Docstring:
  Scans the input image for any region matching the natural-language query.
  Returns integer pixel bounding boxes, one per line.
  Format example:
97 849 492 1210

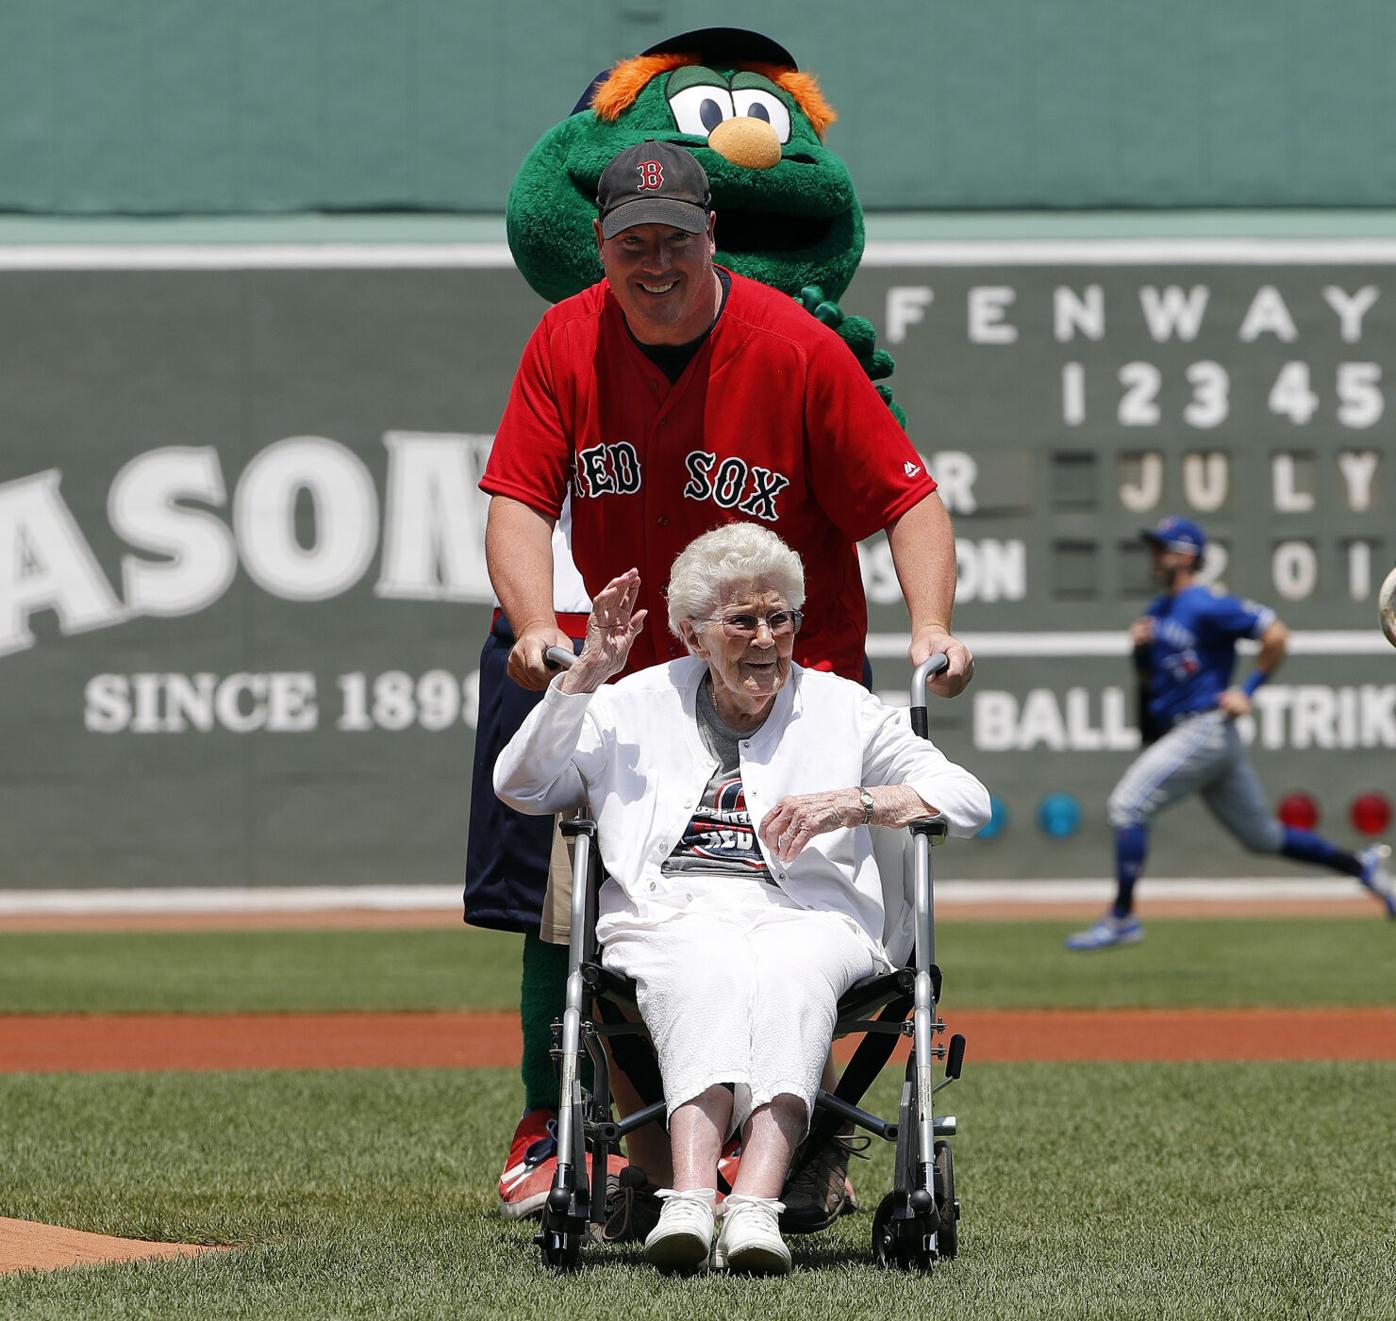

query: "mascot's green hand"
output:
796 286 907 427
796 284 839 325
837 314 874 357
842 322 894 381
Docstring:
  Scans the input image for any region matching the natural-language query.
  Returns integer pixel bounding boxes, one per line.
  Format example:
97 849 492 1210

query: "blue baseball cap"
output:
1141 515 1206 557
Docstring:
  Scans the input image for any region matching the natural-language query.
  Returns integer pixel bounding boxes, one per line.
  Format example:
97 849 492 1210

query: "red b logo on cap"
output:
636 160 664 191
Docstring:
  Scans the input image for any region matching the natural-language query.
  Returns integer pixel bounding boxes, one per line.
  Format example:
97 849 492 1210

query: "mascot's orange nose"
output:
707 117 782 169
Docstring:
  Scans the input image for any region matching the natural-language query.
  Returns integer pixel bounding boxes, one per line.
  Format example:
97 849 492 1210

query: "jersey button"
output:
657 515 669 526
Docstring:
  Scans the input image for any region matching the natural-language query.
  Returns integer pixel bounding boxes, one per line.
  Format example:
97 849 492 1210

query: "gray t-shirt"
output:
661 679 775 883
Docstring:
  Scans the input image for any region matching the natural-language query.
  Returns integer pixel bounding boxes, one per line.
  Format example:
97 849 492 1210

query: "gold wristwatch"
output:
857 786 875 826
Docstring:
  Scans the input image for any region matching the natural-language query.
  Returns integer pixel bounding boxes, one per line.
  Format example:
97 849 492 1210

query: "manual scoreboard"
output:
848 241 1392 876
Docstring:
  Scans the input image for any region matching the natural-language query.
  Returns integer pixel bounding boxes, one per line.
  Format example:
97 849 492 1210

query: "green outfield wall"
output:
2 0 1395 215
1 223 1392 889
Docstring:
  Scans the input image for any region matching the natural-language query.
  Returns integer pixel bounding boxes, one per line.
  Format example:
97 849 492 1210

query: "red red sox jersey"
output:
481 268 937 681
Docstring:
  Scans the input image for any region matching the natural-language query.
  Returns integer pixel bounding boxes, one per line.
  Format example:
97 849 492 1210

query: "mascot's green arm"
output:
795 285 908 430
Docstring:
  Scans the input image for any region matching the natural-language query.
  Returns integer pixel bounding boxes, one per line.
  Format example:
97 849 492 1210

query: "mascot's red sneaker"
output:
498 1108 560 1218
715 1135 744 1204
497 1107 629 1218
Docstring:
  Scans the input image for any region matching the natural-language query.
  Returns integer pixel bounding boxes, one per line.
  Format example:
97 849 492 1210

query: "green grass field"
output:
1 917 1393 1013
1 915 1393 1319
2 1064 1394 1320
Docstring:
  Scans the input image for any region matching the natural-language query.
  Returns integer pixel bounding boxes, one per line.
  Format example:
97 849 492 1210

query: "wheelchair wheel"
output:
933 1139 959 1260
871 1193 936 1272
535 1204 584 1272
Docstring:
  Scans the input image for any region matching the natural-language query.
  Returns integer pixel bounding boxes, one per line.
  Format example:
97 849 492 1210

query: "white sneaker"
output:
643 1188 715 1270
1358 844 1395 919
714 1194 792 1275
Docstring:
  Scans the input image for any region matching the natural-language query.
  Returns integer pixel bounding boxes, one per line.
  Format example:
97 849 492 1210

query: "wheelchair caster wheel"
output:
871 1194 936 1272
933 1139 959 1260
535 1205 583 1272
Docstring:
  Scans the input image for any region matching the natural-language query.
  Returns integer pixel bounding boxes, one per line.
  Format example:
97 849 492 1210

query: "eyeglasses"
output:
699 609 804 638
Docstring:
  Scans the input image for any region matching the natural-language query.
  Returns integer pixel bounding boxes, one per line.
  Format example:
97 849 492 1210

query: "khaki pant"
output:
537 818 576 945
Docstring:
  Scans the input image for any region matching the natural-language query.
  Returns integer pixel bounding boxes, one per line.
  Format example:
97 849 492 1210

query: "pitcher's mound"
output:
0 1216 225 1275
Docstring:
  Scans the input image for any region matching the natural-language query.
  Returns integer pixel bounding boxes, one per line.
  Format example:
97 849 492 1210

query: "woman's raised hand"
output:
561 568 648 693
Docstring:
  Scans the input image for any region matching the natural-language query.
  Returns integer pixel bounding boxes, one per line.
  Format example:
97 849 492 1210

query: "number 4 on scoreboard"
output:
1268 361 1382 428
1268 362 1318 424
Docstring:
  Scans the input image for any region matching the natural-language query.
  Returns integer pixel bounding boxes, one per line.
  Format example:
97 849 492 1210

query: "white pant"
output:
601 876 883 1134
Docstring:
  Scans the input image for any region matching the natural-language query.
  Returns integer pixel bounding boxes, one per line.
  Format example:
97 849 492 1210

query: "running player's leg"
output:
1106 713 1229 913
1068 713 1228 948
1201 729 1394 913
1195 722 1284 856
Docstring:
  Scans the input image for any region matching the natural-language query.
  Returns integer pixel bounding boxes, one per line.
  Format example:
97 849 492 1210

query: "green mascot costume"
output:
508 26 901 417
473 26 904 1224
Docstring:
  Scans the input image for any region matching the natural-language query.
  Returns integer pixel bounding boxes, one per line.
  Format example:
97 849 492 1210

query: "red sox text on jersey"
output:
574 442 791 522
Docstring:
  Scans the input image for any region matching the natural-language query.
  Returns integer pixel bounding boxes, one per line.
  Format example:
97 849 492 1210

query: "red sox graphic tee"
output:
482 268 936 681
662 675 775 883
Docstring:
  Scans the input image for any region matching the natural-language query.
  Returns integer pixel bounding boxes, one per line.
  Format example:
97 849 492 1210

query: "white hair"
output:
665 524 805 640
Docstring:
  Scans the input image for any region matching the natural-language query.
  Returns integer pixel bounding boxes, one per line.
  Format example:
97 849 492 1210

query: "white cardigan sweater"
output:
494 657 991 955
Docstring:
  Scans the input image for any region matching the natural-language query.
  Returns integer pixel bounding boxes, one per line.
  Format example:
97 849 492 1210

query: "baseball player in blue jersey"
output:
1067 515 1394 950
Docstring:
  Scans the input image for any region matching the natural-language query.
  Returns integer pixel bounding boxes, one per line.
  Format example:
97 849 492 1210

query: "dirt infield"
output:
3 1006 1395 1073
0 1216 224 1276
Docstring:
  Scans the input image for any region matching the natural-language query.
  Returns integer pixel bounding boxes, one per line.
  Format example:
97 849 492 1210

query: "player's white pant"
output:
1107 709 1284 853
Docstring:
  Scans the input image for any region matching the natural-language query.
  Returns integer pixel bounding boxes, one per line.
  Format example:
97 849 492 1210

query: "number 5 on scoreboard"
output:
1268 361 1383 427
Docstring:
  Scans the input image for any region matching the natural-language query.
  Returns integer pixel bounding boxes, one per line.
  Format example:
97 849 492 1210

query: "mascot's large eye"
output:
731 89 791 143
668 84 735 137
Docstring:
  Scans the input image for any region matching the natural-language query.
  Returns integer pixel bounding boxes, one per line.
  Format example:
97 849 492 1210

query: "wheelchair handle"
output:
544 646 576 671
908 653 949 739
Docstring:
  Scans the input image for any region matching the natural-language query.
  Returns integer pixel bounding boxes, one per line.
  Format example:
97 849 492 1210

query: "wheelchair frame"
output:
534 652 966 1272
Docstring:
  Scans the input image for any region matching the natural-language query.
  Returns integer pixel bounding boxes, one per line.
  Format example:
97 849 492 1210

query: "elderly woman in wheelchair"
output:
495 524 989 1274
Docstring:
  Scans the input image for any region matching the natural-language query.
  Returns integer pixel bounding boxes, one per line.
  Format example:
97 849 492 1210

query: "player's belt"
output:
490 608 591 641
1166 706 1222 729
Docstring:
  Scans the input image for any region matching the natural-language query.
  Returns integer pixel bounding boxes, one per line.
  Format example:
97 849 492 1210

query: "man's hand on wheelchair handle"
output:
909 624 973 698
508 623 576 691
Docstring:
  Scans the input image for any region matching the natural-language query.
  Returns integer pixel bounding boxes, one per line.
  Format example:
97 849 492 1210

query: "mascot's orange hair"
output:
591 52 837 139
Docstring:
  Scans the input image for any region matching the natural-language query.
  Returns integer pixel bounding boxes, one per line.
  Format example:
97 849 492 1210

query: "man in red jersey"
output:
485 140 971 691
477 140 972 1222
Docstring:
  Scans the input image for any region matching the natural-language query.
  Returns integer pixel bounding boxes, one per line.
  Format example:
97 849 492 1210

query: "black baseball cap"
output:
641 27 797 68
596 141 711 239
